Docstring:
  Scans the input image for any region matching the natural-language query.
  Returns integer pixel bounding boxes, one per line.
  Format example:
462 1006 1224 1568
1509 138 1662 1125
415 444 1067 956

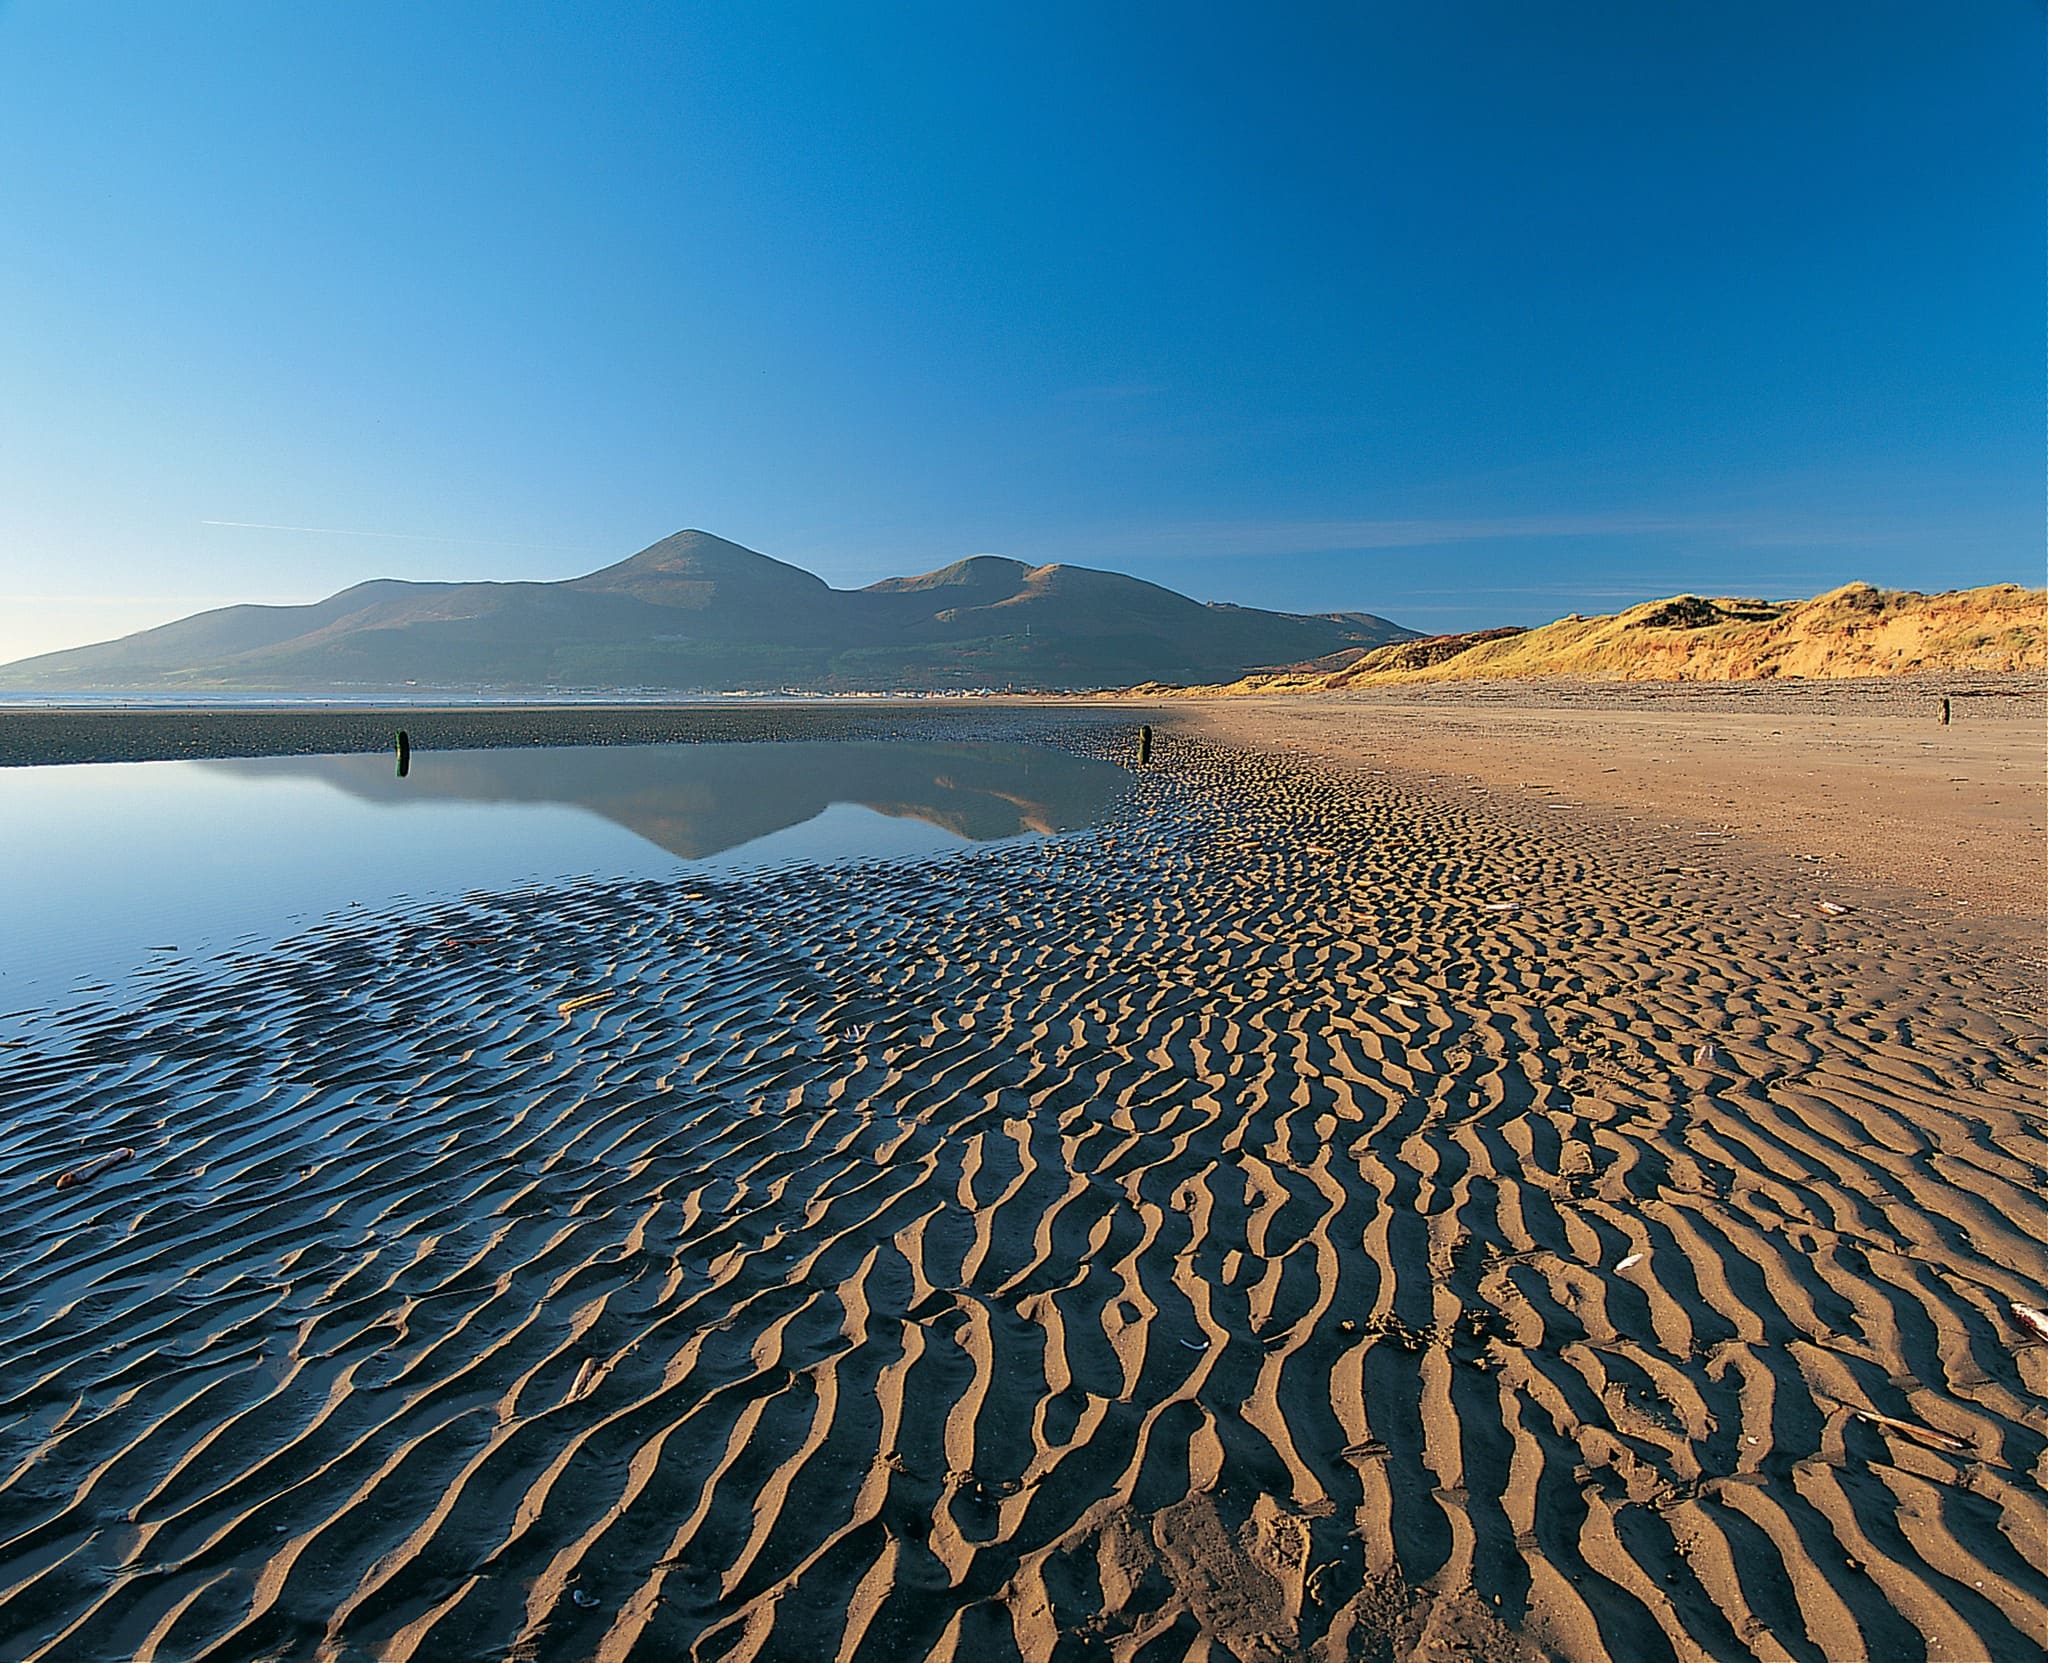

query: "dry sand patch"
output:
1176 679 2046 928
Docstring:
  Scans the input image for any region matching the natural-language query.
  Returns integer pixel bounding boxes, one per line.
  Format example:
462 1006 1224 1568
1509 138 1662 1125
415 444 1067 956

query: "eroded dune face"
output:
1203 582 2048 693
3 726 2044 1662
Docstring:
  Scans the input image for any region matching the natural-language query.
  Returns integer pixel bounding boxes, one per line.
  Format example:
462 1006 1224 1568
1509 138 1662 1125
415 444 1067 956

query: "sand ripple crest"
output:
2 723 2045 1661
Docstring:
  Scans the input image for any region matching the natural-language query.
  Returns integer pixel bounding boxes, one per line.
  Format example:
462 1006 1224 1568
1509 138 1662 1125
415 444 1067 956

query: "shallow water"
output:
0 738 1124 1015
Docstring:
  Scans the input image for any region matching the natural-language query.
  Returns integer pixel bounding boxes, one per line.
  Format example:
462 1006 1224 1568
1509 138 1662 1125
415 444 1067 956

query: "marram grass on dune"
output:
1165 582 2048 694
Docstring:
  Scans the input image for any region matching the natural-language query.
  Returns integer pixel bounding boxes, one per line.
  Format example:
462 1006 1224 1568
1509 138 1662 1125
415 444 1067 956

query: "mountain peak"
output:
863 555 1031 595
580 529 819 583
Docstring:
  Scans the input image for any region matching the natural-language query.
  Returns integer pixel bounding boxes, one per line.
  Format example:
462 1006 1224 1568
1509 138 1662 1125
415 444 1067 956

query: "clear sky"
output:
1 0 2039 662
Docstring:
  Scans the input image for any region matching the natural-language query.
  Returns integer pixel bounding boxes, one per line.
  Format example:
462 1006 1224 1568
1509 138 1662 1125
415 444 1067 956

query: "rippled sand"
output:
3 722 2045 1661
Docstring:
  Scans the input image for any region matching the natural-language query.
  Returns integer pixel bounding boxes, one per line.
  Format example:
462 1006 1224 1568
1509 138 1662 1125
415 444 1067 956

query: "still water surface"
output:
1 739 1123 1016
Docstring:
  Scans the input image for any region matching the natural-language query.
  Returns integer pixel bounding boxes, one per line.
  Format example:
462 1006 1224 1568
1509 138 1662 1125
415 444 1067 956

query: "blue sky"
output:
0 0 2039 661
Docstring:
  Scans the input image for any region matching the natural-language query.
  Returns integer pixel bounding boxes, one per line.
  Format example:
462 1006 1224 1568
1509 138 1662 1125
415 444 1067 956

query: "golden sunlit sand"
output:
1148 583 2048 694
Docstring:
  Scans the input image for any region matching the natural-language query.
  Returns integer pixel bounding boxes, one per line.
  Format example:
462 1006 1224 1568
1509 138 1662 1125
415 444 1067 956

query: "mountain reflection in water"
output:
204 740 1128 863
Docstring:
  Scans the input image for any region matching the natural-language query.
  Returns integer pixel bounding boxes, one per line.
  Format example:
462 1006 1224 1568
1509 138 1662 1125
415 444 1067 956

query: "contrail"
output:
201 520 590 551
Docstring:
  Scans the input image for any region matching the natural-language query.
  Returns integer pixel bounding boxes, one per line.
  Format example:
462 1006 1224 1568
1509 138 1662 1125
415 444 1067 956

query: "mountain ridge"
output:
0 529 1415 693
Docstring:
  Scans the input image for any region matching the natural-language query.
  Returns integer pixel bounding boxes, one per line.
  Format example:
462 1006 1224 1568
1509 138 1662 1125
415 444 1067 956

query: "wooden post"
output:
396 729 412 777
1138 724 1153 766
1939 696 1951 727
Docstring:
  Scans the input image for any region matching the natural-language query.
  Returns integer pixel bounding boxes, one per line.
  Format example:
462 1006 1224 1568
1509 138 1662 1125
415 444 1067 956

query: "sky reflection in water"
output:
0 740 1125 1017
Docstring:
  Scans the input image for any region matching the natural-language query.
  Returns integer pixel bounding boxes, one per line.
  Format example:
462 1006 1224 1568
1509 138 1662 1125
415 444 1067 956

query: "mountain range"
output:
0 530 1414 693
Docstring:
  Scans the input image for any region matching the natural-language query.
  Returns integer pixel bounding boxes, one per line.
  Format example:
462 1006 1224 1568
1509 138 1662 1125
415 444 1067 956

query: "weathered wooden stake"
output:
396 729 412 777
1939 696 1951 727
1137 724 1153 766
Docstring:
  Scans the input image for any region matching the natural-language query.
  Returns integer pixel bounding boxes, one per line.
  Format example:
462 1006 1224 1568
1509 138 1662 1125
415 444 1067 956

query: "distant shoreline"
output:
0 689 1044 712
6 671 2043 765
8 675 2040 931
0 696 1112 769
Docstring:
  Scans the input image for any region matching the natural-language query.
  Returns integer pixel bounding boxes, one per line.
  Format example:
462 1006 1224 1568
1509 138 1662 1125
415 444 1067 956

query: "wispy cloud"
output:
201 519 591 551
0 591 286 608
1127 514 1692 555
1097 512 1913 559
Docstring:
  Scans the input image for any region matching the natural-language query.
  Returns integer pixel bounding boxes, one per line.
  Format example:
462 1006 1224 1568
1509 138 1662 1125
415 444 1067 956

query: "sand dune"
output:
2 716 2044 1660
1168 583 2048 692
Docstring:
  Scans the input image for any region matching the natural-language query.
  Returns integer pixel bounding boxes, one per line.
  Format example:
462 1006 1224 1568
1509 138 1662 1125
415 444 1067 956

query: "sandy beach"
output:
1181 678 2047 929
2 698 2045 1661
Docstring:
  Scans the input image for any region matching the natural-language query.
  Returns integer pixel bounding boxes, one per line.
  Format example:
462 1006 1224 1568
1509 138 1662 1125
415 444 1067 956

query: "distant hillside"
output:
1166 583 2047 694
0 530 1415 693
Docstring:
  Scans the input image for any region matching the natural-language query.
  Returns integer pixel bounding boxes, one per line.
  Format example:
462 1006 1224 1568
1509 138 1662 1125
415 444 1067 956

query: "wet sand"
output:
0 701 969 769
2 707 2045 1661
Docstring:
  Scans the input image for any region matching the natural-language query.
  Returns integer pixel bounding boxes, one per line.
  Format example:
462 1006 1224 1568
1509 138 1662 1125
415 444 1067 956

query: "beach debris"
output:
557 991 616 1018
1615 1253 1644 1272
2006 1301 2048 1345
569 1589 600 1609
1846 1405 1972 1455
840 1023 875 1043
1480 901 1519 913
54 1147 136 1190
566 1357 604 1403
1697 1041 1728 1070
1388 995 1420 1009
1816 901 1850 916
1305 843 1337 861
1179 1338 1210 1351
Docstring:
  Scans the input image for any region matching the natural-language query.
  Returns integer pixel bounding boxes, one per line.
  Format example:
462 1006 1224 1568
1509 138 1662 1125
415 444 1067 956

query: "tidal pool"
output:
0 739 1125 1016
